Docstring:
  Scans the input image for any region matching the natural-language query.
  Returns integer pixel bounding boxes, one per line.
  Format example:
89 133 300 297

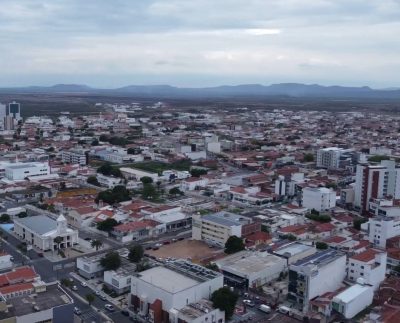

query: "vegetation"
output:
140 176 153 184
169 187 184 197
97 163 122 178
87 176 100 186
306 212 331 223
60 278 72 288
316 241 328 250
129 159 192 175
128 244 144 263
16 212 28 218
0 214 11 223
97 218 119 232
85 293 95 305
353 217 368 230
96 185 130 205
224 236 245 254
280 234 297 241
141 183 159 200
211 287 238 320
368 155 390 163
100 252 121 270
205 263 220 272
91 239 103 251
303 153 315 162
190 168 208 177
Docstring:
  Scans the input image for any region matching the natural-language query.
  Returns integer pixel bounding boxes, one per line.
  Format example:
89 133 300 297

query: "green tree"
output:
353 217 368 230
16 212 28 218
54 236 64 251
281 234 297 241
140 176 153 184
85 293 95 305
205 263 219 272
128 244 144 263
224 236 245 254
87 176 100 186
303 153 314 162
316 241 328 250
0 214 11 223
211 287 238 320
190 168 208 177
368 155 390 163
91 239 103 251
97 218 118 232
141 183 158 200
169 187 183 197
100 252 121 270
60 278 71 288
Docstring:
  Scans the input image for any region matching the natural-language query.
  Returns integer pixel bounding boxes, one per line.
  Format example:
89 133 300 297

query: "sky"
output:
0 0 399 88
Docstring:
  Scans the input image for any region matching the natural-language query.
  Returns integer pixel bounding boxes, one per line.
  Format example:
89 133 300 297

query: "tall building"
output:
354 160 400 214
7 101 21 120
0 103 6 129
302 187 337 212
3 116 14 130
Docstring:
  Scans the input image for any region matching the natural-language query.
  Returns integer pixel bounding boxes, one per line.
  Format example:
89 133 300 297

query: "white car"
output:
104 304 115 311
80 281 87 287
72 285 78 291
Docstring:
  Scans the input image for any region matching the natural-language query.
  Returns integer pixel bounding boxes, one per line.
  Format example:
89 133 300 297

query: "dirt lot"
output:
146 239 225 264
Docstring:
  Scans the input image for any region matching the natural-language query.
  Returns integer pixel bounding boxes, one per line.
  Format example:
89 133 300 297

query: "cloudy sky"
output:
0 0 399 88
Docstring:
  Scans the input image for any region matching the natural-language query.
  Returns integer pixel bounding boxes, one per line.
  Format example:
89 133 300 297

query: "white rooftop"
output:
137 267 199 293
334 284 370 303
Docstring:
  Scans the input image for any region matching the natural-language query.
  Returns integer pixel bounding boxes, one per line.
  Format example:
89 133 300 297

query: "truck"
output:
258 304 272 313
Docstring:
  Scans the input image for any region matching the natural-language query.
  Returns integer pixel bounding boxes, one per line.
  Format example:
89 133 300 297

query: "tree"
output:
91 239 103 251
316 242 328 250
169 187 183 197
128 244 144 263
97 218 118 232
211 287 238 320
141 183 158 200
368 155 390 163
205 263 219 272
100 252 121 270
190 168 207 177
97 163 122 177
16 212 28 218
303 153 314 162
60 278 72 288
91 139 99 146
87 176 100 186
353 217 368 230
140 176 153 184
95 185 130 205
54 236 63 251
0 214 10 223
85 293 95 305
224 236 245 254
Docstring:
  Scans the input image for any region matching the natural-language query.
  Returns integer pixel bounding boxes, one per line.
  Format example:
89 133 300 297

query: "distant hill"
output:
1 82 400 99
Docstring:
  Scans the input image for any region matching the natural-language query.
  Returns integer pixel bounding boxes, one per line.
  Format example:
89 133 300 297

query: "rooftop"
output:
178 299 216 320
274 242 315 258
14 215 57 235
292 249 345 268
202 211 250 227
334 284 370 304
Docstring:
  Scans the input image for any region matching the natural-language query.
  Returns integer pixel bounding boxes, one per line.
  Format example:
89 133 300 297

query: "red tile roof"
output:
0 282 33 295
350 248 381 263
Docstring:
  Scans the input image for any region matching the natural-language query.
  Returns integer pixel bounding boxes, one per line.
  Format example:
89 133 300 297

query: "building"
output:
348 248 387 290
273 242 317 265
317 147 346 169
332 281 374 319
288 250 347 312
104 261 136 295
4 162 50 181
192 211 251 246
7 101 21 120
0 103 6 129
13 215 78 251
354 160 400 214
77 253 105 279
363 216 400 248
120 167 159 182
0 252 13 270
61 149 88 165
96 173 122 188
170 299 225 323
302 187 336 212
215 250 286 288
129 260 223 323
3 116 14 131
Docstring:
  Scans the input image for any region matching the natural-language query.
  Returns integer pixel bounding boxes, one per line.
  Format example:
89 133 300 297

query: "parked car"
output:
104 304 115 312
95 290 100 296
278 305 291 315
74 307 82 315
72 285 78 291
155 243 163 248
121 309 129 316
100 294 107 301
81 281 87 287
258 304 271 313
243 300 255 307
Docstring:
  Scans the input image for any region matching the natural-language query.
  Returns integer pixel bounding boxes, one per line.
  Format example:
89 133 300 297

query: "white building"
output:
302 187 336 212
120 167 159 182
273 242 316 265
215 251 286 288
130 260 223 322
348 248 387 290
171 299 225 323
96 173 122 188
4 162 50 180
362 216 400 248
76 254 105 279
0 252 13 270
103 262 136 295
354 160 400 213
317 147 347 169
275 173 305 197
288 250 347 312
61 149 88 166
180 177 209 191
332 281 374 319
14 215 78 251
192 211 250 246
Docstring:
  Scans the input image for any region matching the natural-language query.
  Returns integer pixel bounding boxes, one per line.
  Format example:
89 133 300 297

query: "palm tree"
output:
54 236 63 252
91 239 103 251
86 293 95 305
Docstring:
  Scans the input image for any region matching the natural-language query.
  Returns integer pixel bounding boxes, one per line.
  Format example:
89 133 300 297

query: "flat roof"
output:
202 211 249 227
274 242 315 257
137 267 199 293
216 251 285 274
14 215 56 235
292 249 345 268
334 284 370 303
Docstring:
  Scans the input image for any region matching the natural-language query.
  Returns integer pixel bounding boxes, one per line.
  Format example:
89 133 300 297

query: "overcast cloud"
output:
0 0 399 87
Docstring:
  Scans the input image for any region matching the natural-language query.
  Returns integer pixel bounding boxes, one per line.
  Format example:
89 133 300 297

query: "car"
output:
81 281 87 287
72 285 78 291
38 253 44 257
155 243 163 248
74 307 82 315
100 294 107 301
163 240 170 245
95 290 101 296
104 304 115 312
178 237 185 241
152 247 159 251
243 300 255 307
121 309 129 316
145 246 152 250
171 238 177 242
278 305 291 315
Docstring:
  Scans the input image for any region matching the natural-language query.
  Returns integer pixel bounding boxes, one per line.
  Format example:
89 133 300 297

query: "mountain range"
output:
1 83 400 99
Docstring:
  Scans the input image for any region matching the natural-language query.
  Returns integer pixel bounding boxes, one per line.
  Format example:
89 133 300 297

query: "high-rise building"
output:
0 103 6 129
354 160 400 214
7 101 21 120
3 115 14 130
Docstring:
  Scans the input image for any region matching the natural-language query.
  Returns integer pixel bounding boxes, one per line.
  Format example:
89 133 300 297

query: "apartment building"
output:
61 149 88 165
363 216 400 248
302 187 336 212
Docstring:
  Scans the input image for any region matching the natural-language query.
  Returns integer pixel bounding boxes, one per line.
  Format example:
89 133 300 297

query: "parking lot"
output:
145 239 225 264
